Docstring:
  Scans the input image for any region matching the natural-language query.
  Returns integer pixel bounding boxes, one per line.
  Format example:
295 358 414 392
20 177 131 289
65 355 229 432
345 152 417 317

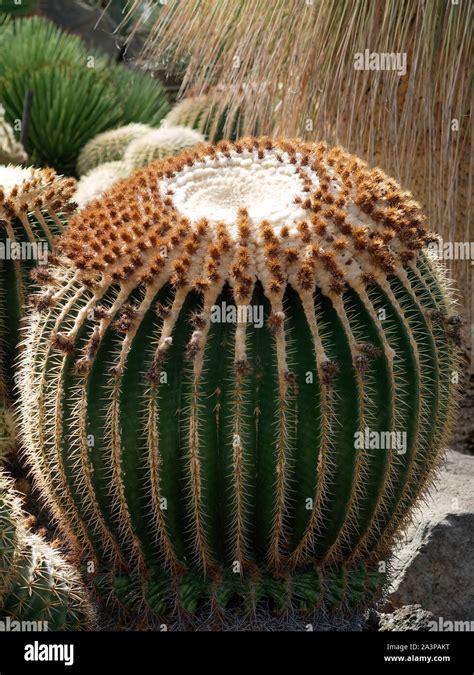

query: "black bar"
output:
0 630 471 673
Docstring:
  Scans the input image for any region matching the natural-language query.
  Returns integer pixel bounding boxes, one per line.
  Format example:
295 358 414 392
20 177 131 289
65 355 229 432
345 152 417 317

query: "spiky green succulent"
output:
19 137 459 619
0 472 93 630
123 126 205 169
77 124 152 177
0 17 169 175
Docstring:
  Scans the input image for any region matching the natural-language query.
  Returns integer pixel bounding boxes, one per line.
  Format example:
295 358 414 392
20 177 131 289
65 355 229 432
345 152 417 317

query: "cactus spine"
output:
76 124 152 177
123 126 205 170
19 138 459 617
0 473 93 629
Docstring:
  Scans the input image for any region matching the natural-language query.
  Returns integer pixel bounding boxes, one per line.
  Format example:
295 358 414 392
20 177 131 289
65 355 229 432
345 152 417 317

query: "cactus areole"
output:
20 137 459 616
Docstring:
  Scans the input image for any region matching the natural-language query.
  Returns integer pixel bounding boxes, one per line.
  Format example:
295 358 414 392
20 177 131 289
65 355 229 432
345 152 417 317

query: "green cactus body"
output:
0 105 27 165
74 161 132 209
123 126 205 170
164 93 247 143
0 165 75 455
19 138 459 617
77 124 152 177
0 473 93 629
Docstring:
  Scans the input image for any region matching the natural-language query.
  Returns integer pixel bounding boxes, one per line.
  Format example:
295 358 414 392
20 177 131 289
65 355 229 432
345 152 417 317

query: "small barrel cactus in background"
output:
123 126 205 170
0 165 76 454
19 137 459 618
76 124 152 177
74 161 131 209
0 105 27 165
76 125 203 202
0 472 94 629
164 91 246 143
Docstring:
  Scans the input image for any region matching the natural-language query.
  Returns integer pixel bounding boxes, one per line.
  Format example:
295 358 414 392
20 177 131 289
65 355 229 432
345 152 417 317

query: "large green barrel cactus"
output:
0 472 94 629
0 165 75 458
19 137 459 617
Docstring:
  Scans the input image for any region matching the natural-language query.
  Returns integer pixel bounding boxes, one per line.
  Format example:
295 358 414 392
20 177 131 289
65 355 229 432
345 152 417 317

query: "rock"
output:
388 450 474 621
379 605 436 632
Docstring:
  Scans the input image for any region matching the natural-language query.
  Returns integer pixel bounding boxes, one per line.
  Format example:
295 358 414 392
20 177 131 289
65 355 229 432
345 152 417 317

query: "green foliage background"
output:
0 16 169 175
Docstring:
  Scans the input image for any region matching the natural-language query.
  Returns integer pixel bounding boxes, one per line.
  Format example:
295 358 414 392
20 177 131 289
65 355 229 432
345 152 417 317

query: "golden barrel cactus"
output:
19 137 459 616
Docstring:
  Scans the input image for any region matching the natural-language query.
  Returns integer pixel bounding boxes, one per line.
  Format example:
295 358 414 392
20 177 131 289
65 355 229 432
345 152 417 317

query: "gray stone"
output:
388 450 474 622
379 605 436 632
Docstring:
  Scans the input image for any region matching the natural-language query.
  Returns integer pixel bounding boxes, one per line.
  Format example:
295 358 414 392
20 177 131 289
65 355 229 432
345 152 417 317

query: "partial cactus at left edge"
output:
0 165 76 382
0 165 76 456
0 472 94 630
